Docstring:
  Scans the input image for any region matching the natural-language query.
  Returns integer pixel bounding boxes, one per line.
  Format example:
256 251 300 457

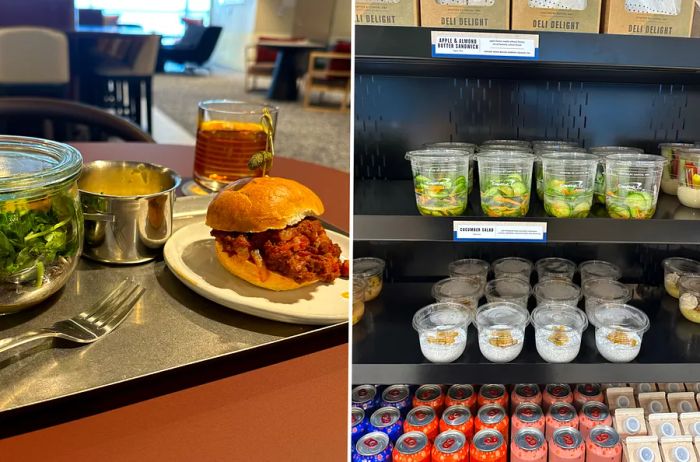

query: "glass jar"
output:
0 136 83 313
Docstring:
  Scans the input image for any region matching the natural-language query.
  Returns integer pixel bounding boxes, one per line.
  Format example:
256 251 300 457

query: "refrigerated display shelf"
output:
352 282 700 384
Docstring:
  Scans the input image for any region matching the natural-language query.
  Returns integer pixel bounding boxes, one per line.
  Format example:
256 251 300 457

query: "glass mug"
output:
193 100 279 191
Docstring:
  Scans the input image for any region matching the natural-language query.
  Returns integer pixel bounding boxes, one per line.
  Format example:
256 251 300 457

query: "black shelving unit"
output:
352 25 700 385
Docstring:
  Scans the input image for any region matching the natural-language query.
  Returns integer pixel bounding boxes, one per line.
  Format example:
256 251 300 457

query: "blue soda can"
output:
381 385 412 416
353 384 380 413
352 407 370 444
353 431 393 462
369 406 403 443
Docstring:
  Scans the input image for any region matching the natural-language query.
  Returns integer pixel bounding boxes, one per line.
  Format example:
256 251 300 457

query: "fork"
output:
0 279 145 355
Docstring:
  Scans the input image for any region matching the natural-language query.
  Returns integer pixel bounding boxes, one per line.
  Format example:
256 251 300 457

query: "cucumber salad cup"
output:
541 152 598 218
590 146 643 205
532 142 581 201
477 151 535 218
604 153 665 219
424 142 476 195
406 148 470 217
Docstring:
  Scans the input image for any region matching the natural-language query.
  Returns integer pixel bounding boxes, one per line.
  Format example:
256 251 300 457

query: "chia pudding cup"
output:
531 304 588 363
475 302 529 363
413 302 472 364
589 303 649 363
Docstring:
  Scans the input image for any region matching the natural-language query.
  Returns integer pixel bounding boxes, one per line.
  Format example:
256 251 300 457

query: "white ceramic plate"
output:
164 221 349 325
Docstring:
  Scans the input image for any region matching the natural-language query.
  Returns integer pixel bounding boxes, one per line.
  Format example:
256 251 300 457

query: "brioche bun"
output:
205 176 324 233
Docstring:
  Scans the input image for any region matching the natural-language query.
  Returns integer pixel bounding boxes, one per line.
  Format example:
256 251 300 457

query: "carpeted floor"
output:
152 72 350 172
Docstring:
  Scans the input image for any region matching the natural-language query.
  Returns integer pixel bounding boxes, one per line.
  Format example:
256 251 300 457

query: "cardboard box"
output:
512 0 603 33
355 0 420 26
603 0 696 37
420 0 511 30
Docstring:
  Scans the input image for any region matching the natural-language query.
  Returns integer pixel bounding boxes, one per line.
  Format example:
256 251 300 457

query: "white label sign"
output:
431 31 539 60
453 221 547 243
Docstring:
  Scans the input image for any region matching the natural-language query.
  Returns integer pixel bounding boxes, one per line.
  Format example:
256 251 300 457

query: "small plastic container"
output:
353 278 367 325
579 260 622 285
477 152 536 218
534 148 588 201
405 149 470 217
604 153 666 220
532 140 579 150
532 304 588 363
424 142 477 194
485 277 531 309
663 257 700 298
659 143 694 195
354 257 386 302
493 257 533 283
676 149 700 208
448 258 490 292
535 257 577 282
432 276 483 315
589 303 650 363
541 152 599 218
475 302 529 363
534 279 582 307
590 147 644 205
679 275 700 324
582 279 632 321
413 302 472 364
482 139 532 148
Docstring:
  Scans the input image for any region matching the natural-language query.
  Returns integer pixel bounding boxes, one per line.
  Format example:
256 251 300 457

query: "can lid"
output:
407 406 436 426
434 430 467 454
515 403 543 423
674 446 691 462
395 431 429 455
552 427 583 449
356 432 390 456
352 407 365 427
514 428 546 451
415 384 442 402
442 405 471 426
352 385 377 404
448 384 475 401
582 401 610 421
576 383 602 397
589 426 620 448
473 429 504 452
382 385 410 404
546 384 572 398
550 403 577 422
478 404 506 424
370 407 401 428
480 384 506 400
515 384 540 398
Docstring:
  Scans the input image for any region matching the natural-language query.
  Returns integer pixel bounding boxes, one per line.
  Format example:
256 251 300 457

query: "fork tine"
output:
100 287 145 332
83 279 134 321
91 284 141 326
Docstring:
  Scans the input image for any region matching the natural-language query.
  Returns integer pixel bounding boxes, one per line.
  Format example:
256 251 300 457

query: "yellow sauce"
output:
79 164 171 196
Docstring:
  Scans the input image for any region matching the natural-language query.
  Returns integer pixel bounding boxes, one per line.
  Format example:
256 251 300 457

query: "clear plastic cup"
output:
478 145 532 153
477 152 535 217
604 153 666 219
432 276 483 315
532 304 588 363
354 257 386 302
582 278 632 320
493 257 533 282
590 147 644 205
405 149 470 217
534 148 588 201
475 301 529 363
482 139 532 148
679 275 700 324
413 302 472 363
663 257 700 298
589 303 650 363
536 257 577 282
590 146 644 155
676 149 700 208
353 277 367 325
579 260 622 285
424 142 477 195
541 152 599 218
532 140 579 149
485 277 531 309
534 279 581 307
659 143 694 195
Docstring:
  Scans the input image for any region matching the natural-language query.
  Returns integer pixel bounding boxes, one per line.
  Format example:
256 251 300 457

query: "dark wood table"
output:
259 40 326 101
0 143 349 461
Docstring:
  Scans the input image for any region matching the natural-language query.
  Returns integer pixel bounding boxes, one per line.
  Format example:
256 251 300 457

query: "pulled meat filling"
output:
212 218 347 283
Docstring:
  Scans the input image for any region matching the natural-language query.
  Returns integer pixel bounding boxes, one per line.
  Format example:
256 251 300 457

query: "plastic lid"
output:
448 259 489 278
540 152 599 163
624 417 641 433
476 302 529 330
432 277 483 304
693 421 700 436
674 446 691 462
536 257 577 279
482 139 531 146
590 146 644 154
589 303 650 335
531 304 588 333
405 148 470 161
424 141 476 153
663 257 700 275
534 280 582 303
493 257 533 275
579 260 622 280
660 422 676 436
604 153 666 166
477 151 536 162
582 279 632 303
412 302 472 332
485 277 531 299
354 257 385 278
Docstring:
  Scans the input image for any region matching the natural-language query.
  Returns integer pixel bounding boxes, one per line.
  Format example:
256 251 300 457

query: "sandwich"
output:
206 176 348 291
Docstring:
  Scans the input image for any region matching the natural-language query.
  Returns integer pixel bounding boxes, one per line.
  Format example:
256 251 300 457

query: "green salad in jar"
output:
543 179 594 218
414 173 468 216
480 173 530 217
605 188 655 219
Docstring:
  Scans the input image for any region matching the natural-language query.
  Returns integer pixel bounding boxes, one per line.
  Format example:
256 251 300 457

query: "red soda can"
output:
381 384 412 416
446 384 477 414
586 426 622 462
511 402 545 439
476 404 509 442
549 427 585 462
573 384 604 409
413 384 445 414
440 405 474 440
471 429 507 462
432 430 470 462
511 427 548 462
478 384 509 410
578 401 613 440
546 402 579 441
404 405 439 441
512 384 543 411
369 406 404 443
542 384 573 412
392 431 432 462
